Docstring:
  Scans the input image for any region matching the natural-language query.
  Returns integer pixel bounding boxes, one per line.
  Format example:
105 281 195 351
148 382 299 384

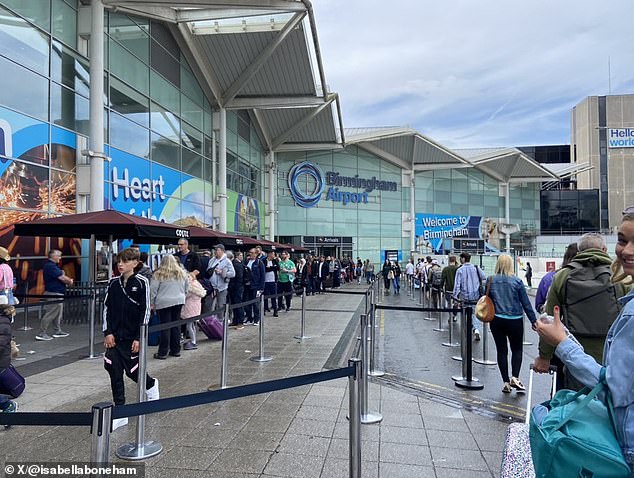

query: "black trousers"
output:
157 304 182 356
490 317 524 383
229 284 244 325
104 340 155 406
277 281 293 310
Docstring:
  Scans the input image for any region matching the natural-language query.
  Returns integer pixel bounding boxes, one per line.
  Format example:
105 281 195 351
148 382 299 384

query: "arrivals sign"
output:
608 128 634 148
415 213 501 252
288 161 398 208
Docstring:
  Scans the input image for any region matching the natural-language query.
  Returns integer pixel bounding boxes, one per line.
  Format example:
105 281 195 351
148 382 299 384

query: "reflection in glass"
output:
110 77 149 128
150 102 180 142
52 0 76 48
0 55 48 120
150 132 179 171
0 0 50 32
51 83 89 136
181 121 202 153
109 111 150 158
51 41 89 97
182 148 202 179
108 13 148 63
0 5 50 75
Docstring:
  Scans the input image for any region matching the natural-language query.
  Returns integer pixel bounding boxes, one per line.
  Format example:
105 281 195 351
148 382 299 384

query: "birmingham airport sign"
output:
608 128 634 148
288 161 397 208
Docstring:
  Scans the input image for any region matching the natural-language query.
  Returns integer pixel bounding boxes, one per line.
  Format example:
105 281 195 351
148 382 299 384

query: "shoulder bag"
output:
475 277 495 322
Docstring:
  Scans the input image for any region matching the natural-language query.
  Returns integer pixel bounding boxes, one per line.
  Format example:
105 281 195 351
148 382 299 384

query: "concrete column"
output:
268 151 276 241
410 171 416 253
505 182 511 252
218 108 227 232
89 0 105 212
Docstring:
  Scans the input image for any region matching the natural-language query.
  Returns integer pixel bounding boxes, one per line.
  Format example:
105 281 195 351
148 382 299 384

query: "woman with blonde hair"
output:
487 254 537 393
151 254 188 360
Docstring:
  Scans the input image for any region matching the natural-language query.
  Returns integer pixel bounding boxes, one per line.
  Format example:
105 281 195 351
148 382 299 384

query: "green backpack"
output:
529 368 630 478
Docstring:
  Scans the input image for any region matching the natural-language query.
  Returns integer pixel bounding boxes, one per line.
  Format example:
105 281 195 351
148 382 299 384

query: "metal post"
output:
348 358 361 478
474 322 496 365
418 278 423 305
432 298 446 331
116 323 163 460
455 306 484 390
368 305 384 377
86 287 98 359
220 305 229 388
522 319 533 345
442 295 460 347
90 402 113 466
17 280 32 331
359 314 382 424
250 295 272 362
377 275 383 304
294 288 311 340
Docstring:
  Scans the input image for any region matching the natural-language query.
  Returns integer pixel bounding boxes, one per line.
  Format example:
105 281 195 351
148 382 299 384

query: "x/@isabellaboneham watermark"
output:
4 463 144 478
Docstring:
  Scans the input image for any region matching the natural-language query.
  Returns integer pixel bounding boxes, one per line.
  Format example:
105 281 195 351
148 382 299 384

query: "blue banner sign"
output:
415 213 501 253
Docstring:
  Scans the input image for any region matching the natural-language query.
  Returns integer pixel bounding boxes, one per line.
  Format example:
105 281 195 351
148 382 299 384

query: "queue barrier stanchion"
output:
454 306 484 390
90 402 113 466
474 321 496 366
220 305 230 388
86 287 99 359
432 293 447 331
442 296 460 348
348 358 362 478
17 280 33 331
250 295 272 362
368 305 384 377
116 322 163 460
359 313 382 424
377 275 383 304
294 288 311 340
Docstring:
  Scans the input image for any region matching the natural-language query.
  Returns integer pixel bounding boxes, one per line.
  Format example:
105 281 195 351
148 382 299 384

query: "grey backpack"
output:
562 262 621 338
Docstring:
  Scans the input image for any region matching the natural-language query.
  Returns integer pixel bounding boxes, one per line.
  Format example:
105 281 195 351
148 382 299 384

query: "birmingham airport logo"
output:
288 161 324 208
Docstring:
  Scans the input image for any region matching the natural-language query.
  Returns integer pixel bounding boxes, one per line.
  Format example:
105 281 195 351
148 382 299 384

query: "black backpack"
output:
562 262 621 338
431 268 443 288
242 262 252 286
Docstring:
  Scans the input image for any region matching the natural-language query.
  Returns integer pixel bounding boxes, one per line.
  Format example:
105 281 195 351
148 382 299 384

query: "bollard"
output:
474 322 496 365
454 306 484 390
90 402 113 466
86 287 99 359
442 297 460 347
116 323 163 460
294 288 311 340
359 314 382 424
250 295 272 362
348 358 362 478
220 305 230 388
368 305 384 377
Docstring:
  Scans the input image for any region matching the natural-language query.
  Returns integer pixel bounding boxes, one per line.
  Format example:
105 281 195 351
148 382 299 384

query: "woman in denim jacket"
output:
537 210 634 473
488 254 537 394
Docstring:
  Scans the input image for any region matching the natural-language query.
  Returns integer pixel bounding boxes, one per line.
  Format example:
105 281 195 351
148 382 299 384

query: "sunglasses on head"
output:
623 206 634 215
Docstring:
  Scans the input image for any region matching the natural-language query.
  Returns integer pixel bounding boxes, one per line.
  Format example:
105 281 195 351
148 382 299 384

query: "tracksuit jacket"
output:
102 274 150 342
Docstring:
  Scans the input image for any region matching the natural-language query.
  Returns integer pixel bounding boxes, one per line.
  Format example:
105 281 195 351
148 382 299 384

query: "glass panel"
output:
150 70 179 114
50 168 76 213
181 93 202 131
150 40 179 87
181 65 203 106
110 77 149 128
108 13 148 63
182 149 202 179
51 41 89 97
109 111 149 158
150 102 180 143
150 132 179 170
0 55 48 120
109 38 149 95
181 121 202 153
0 160 49 210
0 0 50 31
52 0 76 48
50 82 90 135
0 5 50 75
0 106 49 164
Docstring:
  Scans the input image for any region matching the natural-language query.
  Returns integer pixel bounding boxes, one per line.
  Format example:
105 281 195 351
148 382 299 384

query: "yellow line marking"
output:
380 309 385 336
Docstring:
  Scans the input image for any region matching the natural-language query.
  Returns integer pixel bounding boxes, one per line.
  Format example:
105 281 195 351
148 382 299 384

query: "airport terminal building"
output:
0 0 560 279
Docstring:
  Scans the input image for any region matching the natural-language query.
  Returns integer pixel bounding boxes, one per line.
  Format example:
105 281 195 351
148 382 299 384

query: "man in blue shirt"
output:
36 249 74 341
453 252 486 341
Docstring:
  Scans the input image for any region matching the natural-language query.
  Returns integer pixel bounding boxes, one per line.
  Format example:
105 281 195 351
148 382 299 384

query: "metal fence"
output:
63 281 108 325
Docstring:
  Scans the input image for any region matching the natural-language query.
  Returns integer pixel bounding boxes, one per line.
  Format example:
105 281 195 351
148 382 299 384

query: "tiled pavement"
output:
2 285 509 477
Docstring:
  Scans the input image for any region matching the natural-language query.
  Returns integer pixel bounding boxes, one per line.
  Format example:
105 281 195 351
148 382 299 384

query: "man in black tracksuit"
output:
103 248 159 429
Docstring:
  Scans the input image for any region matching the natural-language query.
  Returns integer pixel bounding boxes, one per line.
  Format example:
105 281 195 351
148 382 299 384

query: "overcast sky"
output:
311 0 634 149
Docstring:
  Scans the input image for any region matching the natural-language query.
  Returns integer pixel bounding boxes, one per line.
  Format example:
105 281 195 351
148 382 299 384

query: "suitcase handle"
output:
526 364 558 424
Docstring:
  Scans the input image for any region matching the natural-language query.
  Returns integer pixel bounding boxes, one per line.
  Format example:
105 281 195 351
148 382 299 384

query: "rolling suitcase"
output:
500 365 557 478
198 314 223 340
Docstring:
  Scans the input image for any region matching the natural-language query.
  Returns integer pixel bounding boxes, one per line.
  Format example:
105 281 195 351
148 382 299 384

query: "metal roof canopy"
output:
345 127 471 171
454 147 558 183
100 0 343 151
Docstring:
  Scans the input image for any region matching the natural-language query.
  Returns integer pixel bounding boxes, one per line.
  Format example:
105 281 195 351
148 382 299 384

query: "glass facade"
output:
540 189 600 234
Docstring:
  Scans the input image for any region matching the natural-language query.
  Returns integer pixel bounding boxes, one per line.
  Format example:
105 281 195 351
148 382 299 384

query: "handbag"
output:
0 364 25 398
475 277 495 322
529 368 630 478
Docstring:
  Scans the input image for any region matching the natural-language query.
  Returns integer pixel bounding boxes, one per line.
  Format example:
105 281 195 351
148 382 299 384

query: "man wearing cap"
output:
36 249 73 341
205 244 235 311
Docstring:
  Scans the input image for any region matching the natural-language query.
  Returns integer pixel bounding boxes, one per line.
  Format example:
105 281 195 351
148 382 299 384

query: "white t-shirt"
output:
405 263 415 275
265 260 275 283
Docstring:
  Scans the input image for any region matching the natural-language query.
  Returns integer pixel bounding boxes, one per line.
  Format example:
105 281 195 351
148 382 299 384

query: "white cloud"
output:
312 0 634 148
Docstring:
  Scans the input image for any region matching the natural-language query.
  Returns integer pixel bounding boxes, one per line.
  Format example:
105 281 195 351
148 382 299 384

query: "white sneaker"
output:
473 330 481 341
146 379 159 401
112 417 128 430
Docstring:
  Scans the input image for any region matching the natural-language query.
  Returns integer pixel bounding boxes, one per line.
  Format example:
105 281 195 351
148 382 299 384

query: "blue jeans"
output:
392 277 400 292
0 392 12 410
